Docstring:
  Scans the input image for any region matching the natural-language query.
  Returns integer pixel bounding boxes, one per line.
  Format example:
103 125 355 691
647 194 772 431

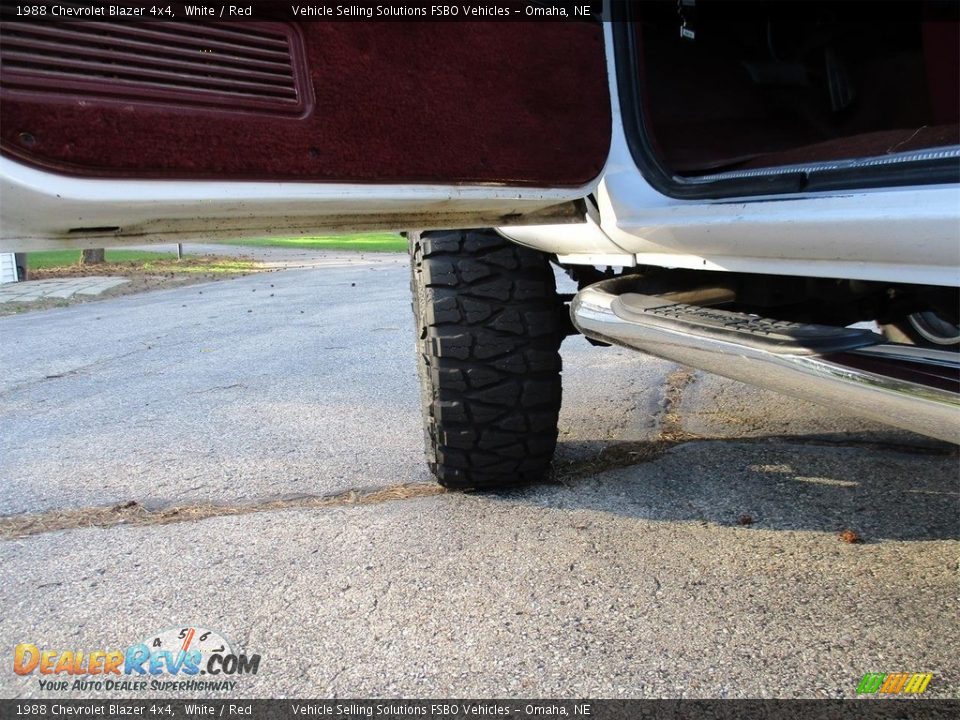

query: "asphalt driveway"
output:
1 249 956 699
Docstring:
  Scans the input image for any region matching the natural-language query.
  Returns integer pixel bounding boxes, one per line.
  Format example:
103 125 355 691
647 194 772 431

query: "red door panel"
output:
0 20 610 186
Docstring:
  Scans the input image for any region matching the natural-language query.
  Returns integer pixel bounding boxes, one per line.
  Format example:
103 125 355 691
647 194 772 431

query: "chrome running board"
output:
571 279 959 444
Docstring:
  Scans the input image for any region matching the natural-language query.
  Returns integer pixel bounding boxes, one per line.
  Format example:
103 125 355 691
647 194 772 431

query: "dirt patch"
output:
658 367 699 441
550 440 678 484
0 483 446 539
1 257 270 317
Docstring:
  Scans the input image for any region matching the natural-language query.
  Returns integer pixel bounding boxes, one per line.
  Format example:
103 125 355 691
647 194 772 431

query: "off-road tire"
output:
410 229 564 489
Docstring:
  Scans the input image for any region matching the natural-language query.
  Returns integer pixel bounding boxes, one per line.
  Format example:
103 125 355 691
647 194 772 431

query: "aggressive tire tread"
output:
411 229 564 489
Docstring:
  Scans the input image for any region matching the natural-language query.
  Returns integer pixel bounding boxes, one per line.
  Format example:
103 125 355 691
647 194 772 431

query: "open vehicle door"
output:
0 6 611 251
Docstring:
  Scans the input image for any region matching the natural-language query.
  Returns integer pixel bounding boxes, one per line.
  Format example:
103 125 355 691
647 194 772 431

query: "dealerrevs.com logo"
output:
13 627 261 693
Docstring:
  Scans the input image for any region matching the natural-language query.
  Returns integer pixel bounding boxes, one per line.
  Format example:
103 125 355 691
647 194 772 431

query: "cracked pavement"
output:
1 249 957 699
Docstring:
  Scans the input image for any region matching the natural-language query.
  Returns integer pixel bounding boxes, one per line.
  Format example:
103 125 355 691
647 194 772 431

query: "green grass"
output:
231 233 406 253
27 250 261 276
28 249 177 270
25 232 405 273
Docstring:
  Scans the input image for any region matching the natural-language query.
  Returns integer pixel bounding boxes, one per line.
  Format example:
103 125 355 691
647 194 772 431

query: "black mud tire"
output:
410 229 564 489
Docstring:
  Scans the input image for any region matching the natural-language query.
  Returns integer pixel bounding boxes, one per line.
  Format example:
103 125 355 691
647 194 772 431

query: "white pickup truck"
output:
1 1 957 487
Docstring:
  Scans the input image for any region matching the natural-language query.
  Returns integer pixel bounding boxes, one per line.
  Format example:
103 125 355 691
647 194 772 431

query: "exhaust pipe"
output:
571 279 959 444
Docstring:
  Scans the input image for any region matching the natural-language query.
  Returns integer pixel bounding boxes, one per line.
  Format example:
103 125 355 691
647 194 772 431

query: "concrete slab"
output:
0 277 129 303
75 279 129 296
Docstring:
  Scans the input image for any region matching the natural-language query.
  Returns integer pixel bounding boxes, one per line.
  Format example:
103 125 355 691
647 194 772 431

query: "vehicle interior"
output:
631 0 959 179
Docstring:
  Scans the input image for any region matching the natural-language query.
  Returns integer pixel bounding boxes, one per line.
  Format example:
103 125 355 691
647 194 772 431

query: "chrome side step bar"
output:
571 280 960 444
